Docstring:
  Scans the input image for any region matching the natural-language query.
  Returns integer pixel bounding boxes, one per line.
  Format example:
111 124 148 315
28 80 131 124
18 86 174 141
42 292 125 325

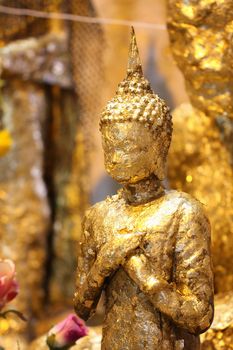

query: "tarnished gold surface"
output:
167 0 233 121
74 29 214 350
201 292 233 349
167 1 233 293
168 104 233 292
0 80 50 333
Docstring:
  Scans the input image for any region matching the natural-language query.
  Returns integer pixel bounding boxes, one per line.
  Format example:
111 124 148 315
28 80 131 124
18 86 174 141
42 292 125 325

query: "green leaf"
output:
46 335 74 350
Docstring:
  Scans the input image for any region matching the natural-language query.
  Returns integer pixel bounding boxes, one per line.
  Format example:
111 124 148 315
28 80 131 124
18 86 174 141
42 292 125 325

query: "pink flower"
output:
47 314 88 349
0 259 19 310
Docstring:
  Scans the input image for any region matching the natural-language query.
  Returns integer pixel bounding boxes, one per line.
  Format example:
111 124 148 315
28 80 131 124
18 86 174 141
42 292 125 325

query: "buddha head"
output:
167 0 233 120
100 28 172 185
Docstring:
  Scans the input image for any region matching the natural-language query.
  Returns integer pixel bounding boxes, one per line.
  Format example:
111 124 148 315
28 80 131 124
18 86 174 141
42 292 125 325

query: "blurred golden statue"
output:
74 28 214 350
167 0 233 293
0 1 103 348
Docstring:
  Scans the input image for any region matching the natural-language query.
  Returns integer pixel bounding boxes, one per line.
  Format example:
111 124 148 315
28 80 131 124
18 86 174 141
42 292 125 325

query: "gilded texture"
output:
201 292 233 349
168 104 233 291
0 81 50 335
167 0 233 121
74 29 214 350
49 89 89 305
167 1 233 293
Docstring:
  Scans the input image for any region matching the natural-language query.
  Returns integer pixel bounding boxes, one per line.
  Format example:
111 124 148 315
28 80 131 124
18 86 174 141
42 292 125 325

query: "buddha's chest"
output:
93 200 179 278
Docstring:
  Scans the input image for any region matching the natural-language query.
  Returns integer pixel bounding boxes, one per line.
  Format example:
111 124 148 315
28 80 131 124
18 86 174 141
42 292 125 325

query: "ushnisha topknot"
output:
100 27 172 136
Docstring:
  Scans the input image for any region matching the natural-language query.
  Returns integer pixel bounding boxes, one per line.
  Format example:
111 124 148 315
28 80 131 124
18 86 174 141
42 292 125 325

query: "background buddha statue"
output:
166 2 233 348
167 0 233 294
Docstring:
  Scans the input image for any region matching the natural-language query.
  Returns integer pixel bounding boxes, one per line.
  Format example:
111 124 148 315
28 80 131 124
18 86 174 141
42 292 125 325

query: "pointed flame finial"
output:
127 27 143 75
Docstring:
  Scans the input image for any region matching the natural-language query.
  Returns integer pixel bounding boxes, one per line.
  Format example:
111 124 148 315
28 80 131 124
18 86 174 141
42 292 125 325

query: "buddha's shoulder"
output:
84 192 123 220
162 190 207 216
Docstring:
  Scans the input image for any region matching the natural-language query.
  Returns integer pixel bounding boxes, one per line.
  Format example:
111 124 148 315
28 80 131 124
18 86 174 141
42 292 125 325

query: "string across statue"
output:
74 28 214 350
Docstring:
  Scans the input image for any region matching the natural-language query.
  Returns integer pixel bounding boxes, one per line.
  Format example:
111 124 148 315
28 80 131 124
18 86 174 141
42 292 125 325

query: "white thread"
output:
0 5 166 31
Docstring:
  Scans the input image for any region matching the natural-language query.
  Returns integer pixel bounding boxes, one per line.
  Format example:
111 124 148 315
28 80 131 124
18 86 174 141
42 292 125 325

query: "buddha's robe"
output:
75 190 214 350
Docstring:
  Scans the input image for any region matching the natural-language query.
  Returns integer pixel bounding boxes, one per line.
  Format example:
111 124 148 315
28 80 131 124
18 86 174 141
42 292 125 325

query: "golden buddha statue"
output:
74 28 214 350
167 0 233 294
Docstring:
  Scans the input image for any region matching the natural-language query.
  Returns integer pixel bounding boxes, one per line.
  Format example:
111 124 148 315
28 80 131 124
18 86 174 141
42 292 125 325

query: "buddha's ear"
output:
154 155 166 181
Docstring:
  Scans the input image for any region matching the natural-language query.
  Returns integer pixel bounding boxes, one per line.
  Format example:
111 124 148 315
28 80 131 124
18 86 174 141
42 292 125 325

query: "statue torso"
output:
90 190 200 350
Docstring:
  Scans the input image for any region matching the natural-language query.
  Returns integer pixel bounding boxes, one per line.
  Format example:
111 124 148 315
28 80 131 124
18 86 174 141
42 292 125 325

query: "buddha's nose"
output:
112 153 118 165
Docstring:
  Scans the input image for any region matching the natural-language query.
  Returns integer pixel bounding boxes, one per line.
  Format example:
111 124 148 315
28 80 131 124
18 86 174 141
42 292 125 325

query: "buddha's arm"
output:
74 210 145 320
125 202 214 335
74 210 104 321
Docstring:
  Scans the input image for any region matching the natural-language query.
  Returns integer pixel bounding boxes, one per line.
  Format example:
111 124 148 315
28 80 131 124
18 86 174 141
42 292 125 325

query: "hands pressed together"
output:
74 231 166 320
89 231 165 294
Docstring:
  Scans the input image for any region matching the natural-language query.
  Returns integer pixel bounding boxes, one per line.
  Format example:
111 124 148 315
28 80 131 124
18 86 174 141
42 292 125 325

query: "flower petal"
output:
0 260 17 309
47 314 88 348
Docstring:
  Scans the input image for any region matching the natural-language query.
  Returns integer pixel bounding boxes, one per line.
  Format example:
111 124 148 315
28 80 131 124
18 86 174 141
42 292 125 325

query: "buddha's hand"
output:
93 231 145 278
124 254 167 295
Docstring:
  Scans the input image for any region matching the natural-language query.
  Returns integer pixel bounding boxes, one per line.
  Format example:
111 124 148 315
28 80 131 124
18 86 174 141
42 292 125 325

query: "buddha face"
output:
167 0 233 119
101 121 167 184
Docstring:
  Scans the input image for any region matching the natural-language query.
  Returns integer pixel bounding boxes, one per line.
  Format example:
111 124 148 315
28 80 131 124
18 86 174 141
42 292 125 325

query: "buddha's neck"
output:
122 174 164 205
